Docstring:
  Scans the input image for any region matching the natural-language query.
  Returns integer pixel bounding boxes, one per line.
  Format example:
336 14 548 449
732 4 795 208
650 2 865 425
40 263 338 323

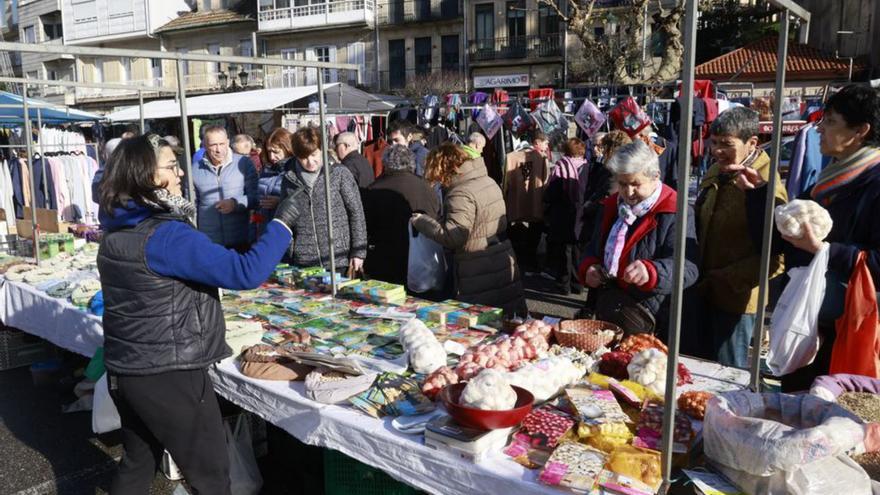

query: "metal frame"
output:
660 1 811 491
0 42 358 286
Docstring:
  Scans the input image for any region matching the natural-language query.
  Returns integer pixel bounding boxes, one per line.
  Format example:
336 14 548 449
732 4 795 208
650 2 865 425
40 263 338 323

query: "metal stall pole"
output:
36 108 49 204
20 84 41 266
750 11 791 391
317 73 337 296
176 59 196 217
659 0 698 489
138 89 145 134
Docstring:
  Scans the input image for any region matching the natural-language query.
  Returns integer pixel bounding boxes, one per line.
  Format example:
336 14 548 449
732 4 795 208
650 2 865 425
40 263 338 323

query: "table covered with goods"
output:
2 244 880 495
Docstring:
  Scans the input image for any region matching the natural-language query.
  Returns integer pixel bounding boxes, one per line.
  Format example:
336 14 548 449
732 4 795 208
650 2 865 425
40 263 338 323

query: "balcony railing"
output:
378 0 461 24
469 34 563 62
258 0 375 32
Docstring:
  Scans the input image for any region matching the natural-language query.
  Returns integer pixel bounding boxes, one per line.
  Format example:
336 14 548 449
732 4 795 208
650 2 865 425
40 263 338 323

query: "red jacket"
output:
578 184 679 293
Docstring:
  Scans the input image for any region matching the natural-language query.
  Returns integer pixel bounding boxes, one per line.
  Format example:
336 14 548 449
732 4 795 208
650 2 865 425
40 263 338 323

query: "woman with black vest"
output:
97 134 304 494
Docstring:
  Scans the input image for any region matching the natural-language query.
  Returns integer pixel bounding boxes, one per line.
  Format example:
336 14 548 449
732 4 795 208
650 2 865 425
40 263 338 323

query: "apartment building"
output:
255 0 375 89
60 0 189 108
467 0 564 90
155 0 257 94
17 0 71 104
0 0 22 79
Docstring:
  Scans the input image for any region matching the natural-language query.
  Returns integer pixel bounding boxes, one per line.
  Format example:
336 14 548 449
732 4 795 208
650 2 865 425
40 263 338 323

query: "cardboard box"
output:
15 207 70 239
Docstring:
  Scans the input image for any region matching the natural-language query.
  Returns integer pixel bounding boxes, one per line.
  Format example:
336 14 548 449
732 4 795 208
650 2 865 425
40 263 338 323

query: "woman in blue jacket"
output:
97 134 303 494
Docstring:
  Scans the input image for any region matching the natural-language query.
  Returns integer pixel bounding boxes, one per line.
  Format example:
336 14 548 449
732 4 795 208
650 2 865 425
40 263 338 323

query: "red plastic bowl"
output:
441 382 534 430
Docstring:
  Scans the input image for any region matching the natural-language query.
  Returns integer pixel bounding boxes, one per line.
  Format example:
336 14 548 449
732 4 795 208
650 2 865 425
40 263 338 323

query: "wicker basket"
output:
554 320 623 352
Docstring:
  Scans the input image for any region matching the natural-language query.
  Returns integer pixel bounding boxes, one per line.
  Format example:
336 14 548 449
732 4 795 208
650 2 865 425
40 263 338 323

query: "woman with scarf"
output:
97 135 304 494
545 138 589 295
578 140 699 338
734 85 880 389
684 106 788 368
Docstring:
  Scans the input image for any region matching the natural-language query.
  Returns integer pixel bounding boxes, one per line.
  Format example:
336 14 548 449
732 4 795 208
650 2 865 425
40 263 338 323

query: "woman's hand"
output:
348 258 364 278
584 265 604 289
724 163 767 191
260 195 281 210
411 213 423 224
782 221 823 255
622 260 650 286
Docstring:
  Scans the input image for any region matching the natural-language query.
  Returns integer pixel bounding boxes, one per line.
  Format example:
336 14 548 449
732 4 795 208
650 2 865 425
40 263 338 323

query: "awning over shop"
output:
0 91 102 123
104 83 401 122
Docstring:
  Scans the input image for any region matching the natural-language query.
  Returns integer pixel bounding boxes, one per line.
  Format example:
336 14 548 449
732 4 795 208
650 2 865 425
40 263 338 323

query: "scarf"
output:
811 146 880 205
144 188 196 223
603 184 663 277
550 156 587 206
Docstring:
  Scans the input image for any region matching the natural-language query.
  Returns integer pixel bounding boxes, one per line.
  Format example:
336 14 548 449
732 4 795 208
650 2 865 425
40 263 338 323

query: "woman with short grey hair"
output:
362 144 440 288
578 140 699 337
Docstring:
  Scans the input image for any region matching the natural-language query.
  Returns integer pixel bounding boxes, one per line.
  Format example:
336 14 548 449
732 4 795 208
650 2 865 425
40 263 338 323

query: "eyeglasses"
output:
157 163 181 173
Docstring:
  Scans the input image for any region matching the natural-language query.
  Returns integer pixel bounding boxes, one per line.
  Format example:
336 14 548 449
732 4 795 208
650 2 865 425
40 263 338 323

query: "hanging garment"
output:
574 99 606 138
427 125 450 149
504 148 549 223
608 97 651 139
476 104 503 140
531 100 568 137
363 138 388 178
423 95 440 125
528 88 555 111
469 92 490 118
503 100 534 136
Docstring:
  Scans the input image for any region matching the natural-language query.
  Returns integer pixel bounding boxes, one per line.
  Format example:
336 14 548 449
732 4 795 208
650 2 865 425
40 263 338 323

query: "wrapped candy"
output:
460 368 517 410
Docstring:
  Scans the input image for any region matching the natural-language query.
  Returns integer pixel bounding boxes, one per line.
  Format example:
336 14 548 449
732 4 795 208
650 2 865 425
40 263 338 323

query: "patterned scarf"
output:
550 156 587 205
604 184 663 277
144 188 196 223
811 146 880 205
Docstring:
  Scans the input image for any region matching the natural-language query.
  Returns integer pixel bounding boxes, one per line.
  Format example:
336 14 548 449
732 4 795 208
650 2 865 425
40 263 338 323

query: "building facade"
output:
0 0 22 80
17 0 70 104
796 0 877 79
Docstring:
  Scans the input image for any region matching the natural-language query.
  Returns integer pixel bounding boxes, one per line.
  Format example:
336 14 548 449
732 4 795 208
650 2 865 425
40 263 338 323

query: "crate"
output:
0 328 52 371
323 449 422 495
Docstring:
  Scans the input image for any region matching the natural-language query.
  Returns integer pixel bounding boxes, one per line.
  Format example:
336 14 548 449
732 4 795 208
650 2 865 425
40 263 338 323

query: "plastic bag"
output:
830 251 880 378
91 373 121 434
704 391 871 495
608 97 651 138
227 414 263 495
574 99 606 138
407 223 446 293
766 243 829 375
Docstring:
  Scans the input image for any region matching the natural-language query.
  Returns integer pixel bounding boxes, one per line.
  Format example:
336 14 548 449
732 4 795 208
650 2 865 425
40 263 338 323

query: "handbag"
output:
582 265 656 335
407 223 447 293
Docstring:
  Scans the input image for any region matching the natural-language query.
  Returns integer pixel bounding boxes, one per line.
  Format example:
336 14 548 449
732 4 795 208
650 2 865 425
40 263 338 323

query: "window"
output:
240 39 253 71
414 37 432 76
441 35 459 74
120 57 131 82
259 0 273 10
315 46 331 83
347 42 366 85
26 70 38 80
387 0 404 23
440 0 458 18
259 39 269 57
22 25 35 43
93 60 103 83
506 1 525 41
388 39 405 89
281 48 297 87
177 48 189 76
108 0 133 17
47 69 58 80
538 2 560 37
151 58 162 82
41 14 63 41
207 42 220 73
474 4 494 50
414 0 430 21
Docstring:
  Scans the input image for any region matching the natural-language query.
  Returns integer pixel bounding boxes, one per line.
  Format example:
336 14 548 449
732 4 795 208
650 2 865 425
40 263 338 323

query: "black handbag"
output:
581 266 656 335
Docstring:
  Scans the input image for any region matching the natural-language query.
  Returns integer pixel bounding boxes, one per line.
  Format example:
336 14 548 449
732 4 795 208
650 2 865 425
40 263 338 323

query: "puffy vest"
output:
98 213 231 375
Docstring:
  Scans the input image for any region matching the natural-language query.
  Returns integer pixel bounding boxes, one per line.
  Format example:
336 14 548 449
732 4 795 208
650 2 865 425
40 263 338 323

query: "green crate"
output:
323 449 422 495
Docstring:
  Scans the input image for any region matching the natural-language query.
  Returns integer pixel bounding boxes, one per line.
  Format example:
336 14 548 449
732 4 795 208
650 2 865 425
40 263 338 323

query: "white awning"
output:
105 84 342 122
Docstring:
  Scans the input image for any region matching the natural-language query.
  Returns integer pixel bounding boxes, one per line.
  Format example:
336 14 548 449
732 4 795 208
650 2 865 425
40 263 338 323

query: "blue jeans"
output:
711 308 757 369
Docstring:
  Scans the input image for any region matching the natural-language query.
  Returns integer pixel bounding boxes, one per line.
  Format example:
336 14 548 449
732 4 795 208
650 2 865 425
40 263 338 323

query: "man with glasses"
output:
193 125 258 251
335 132 375 188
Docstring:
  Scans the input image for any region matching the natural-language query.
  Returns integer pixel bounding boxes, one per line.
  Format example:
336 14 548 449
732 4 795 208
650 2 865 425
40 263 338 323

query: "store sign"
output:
758 121 806 135
474 74 529 89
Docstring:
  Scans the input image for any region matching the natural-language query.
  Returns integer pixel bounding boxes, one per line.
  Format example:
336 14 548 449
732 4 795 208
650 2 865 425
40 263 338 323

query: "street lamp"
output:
217 71 229 88
238 67 249 88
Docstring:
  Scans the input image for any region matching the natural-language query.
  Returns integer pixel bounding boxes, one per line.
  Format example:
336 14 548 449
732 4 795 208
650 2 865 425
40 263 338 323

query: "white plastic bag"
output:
766 243 829 376
407 223 446 293
704 391 871 495
91 373 121 434
227 414 263 495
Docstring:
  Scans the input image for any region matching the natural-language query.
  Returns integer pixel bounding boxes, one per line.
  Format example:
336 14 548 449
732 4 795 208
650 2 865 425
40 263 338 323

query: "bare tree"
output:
396 71 467 99
540 0 685 85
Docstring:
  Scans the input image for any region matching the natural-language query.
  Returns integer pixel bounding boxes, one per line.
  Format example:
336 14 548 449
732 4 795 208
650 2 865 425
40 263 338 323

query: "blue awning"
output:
0 91 101 123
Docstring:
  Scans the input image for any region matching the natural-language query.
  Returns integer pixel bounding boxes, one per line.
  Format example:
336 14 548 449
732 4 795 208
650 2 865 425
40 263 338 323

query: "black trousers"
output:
508 221 544 272
548 241 580 288
108 368 230 495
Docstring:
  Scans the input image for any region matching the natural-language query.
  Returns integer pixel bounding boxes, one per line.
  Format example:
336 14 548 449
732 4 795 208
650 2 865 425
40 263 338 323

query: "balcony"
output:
73 71 269 102
469 34 564 63
378 0 461 25
258 0 375 33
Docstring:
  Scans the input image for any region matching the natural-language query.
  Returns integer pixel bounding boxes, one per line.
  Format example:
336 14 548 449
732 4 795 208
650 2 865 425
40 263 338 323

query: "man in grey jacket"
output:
193 126 258 250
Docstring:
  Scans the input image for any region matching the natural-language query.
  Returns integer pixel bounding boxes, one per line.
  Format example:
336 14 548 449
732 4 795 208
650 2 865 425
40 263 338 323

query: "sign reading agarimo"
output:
473 74 530 88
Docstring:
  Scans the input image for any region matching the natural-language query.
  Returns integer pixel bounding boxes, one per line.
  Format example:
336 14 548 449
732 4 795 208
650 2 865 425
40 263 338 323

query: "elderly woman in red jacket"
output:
579 140 699 338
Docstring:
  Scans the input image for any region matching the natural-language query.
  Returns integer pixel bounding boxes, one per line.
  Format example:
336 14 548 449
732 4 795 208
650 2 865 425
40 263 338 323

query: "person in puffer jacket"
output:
97 134 304 495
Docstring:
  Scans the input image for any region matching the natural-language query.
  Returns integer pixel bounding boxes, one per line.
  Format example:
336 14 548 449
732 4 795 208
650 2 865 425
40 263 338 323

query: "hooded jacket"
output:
412 158 526 316
97 203 291 375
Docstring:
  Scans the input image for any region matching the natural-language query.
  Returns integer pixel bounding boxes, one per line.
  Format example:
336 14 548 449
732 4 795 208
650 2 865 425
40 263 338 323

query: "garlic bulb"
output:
627 349 668 395
774 199 833 241
398 318 446 374
460 368 517 410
